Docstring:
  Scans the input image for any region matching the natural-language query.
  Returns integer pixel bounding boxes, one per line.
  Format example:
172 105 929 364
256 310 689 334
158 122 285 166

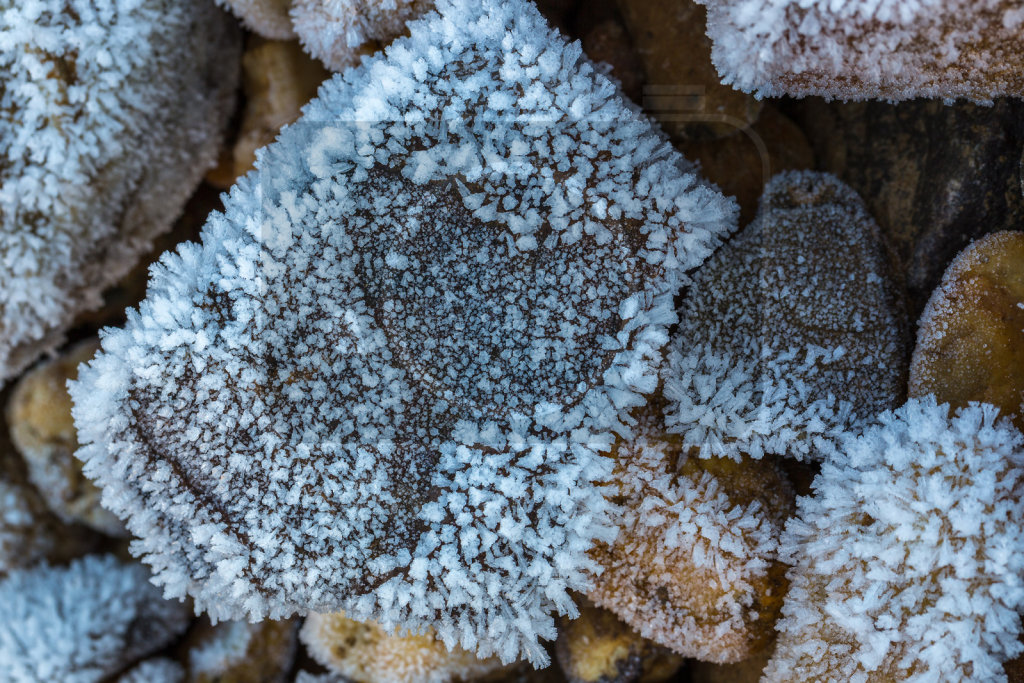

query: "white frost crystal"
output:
696 0 1024 101
764 398 1024 682
666 171 905 462
0 555 192 682
71 0 735 667
0 0 240 384
220 0 296 39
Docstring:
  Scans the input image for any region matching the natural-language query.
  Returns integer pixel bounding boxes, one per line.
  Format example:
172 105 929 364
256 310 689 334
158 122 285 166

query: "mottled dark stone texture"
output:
786 98 1024 322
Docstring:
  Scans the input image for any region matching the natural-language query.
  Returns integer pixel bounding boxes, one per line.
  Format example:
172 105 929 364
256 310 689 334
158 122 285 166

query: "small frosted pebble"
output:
7 339 125 537
910 231 1024 431
696 0 1024 101
588 398 794 664
763 398 1024 682
666 171 907 462
0 0 241 386
301 612 512 683
185 618 298 683
0 555 192 682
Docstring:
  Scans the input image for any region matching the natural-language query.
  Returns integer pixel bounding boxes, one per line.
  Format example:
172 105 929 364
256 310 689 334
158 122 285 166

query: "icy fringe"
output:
665 342 853 462
71 0 737 667
0 555 191 682
591 440 781 661
0 0 239 384
765 397 1024 682
695 0 1024 101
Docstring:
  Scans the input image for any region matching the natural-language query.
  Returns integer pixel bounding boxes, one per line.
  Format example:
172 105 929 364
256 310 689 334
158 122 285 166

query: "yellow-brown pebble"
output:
909 231 1024 430
688 648 772 683
7 338 124 536
234 38 330 178
555 597 682 683
300 612 513 683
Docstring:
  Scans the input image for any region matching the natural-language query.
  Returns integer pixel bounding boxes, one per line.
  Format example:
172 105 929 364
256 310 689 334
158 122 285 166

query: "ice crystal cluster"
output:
0 554 191 682
0 0 240 385
696 0 1024 101
764 398 1024 682
666 171 905 462
588 399 792 663
70 0 736 665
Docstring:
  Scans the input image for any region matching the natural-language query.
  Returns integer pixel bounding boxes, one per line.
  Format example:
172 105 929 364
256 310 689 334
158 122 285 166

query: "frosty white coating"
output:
291 0 434 71
70 0 736 666
0 0 240 385
0 555 191 682
696 0 1024 101
765 398 1024 682
665 171 905 462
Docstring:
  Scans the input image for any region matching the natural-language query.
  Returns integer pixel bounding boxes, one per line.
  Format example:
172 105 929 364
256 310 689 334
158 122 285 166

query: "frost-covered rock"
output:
666 171 906 462
696 0 1024 101
764 398 1024 682
0 555 192 682
588 398 793 664
301 612 509 683
0 475 93 576
0 0 240 385
70 0 736 666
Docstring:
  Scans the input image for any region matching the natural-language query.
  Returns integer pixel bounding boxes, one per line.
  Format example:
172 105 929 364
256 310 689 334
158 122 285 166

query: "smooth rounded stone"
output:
555 598 682 683
300 613 512 683
616 0 762 141
232 38 330 182
7 338 125 537
787 97 1024 321
909 231 1024 432
678 104 815 224
183 618 298 682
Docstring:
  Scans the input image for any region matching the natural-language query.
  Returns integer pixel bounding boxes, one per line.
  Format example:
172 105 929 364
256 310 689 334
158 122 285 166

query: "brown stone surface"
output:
617 0 761 141
787 97 1024 322
678 105 814 224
